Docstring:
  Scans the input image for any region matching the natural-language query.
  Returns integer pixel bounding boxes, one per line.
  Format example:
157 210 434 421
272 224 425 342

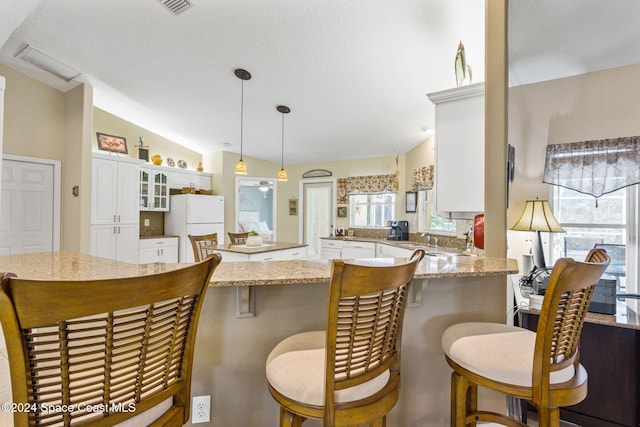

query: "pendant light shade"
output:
277 105 290 181
234 68 251 175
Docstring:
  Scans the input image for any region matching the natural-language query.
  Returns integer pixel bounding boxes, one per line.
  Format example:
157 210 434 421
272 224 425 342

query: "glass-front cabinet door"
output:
153 172 169 211
140 168 169 211
139 169 150 209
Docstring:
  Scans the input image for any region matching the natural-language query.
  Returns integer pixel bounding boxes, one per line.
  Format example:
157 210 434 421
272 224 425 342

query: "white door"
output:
0 159 54 255
302 180 334 260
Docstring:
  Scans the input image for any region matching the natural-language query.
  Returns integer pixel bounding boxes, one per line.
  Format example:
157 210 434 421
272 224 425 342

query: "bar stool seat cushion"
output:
442 322 576 387
266 331 390 406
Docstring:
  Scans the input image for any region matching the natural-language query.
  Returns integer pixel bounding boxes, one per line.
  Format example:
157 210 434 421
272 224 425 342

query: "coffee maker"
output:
387 220 409 241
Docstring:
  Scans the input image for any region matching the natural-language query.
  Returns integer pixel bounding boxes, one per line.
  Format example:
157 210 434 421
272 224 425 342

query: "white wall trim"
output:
2 154 62 250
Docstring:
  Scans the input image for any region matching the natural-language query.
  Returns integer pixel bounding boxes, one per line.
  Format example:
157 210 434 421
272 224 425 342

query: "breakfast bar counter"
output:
211 255 518 286
0 251 517 426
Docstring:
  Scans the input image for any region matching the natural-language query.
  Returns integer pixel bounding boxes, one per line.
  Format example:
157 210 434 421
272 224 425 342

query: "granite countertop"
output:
0 251 185 281
211 241 307 254
320 236 469 254
211 255 519 287
0 250 517 287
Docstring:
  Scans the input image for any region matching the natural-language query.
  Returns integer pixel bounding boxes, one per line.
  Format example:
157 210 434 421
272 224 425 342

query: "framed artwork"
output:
289 197 298 215
405 191 417 213
337 206 347 218
138 147 149 162
96 132 128 154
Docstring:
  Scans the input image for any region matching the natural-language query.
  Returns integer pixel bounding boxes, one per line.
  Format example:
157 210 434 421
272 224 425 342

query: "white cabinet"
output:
90 224 139 264
139 237 178 263
90 155 140 263
376 243 413 259
169 170 212 191
279 247 308 260
320 239 343 260
427 82 484 219
140 167 169 211
218 246 307 262
91 156 140 225
342 241 376 259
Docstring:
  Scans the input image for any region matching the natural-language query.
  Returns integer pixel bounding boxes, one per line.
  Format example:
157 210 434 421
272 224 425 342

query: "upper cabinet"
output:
427 83 484 219
91 155 140 225
169 169 211 191
140 167 170 211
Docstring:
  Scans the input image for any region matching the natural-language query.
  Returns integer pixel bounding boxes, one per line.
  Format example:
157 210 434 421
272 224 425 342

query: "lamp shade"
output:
510 200 564 233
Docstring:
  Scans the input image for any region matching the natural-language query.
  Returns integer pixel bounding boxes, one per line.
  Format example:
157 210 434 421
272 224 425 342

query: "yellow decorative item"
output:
151 154 162 165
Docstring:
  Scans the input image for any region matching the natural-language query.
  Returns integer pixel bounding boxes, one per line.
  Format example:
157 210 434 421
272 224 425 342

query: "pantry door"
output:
0 156 60 255
300 179 335 260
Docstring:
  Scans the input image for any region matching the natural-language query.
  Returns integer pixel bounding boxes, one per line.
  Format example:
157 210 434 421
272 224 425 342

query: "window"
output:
550 185 634 294
416 190 455 232
349 193 395 227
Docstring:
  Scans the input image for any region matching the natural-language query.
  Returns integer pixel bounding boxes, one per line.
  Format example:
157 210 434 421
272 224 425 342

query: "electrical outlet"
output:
192 395 211 424
144 218 150 226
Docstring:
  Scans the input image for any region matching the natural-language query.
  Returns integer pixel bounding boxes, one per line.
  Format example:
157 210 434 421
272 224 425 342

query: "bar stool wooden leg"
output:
280 408 304 427
371 416 386 427
536 406 560 427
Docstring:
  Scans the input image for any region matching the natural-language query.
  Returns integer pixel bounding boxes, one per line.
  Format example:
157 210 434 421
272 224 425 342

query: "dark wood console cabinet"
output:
521 313 640 427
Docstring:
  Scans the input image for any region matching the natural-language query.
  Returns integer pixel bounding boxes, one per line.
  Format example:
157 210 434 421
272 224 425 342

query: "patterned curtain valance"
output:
336 174 398 203
411 165 434 191
543 136 640 199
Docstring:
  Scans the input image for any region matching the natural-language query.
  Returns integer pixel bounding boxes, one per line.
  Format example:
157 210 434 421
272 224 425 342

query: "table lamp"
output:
511 199 565 270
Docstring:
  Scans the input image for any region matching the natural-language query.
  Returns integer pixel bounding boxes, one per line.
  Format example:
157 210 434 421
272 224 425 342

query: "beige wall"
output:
93 107 202 167
205 148 431 243
0 64 94 251
507 63 640 266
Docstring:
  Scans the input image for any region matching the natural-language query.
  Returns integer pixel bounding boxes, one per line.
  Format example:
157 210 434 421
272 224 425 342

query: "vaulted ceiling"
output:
1 0 639 164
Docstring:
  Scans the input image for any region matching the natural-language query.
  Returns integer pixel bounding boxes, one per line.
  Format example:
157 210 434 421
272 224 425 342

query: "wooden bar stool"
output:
0 256 221 426
442 248 610 427
266 249 425 427
228 231 250 245
188 233 219 261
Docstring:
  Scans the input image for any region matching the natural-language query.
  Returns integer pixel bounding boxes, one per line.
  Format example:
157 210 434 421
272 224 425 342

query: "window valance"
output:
411 165 434 191
336 174 398 203
543 136 640 199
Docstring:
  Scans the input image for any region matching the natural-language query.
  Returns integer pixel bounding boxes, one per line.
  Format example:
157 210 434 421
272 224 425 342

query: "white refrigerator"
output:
165 194 224 262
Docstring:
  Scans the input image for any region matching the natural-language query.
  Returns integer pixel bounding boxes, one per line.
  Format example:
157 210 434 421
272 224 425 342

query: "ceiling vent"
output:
159 0 194 15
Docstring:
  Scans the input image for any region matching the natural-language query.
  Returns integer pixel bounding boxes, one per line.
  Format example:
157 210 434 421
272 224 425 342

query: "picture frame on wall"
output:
138 147 149 162
96 132 128 154
405 191 417 213
289 197 298 216
337 206 347 218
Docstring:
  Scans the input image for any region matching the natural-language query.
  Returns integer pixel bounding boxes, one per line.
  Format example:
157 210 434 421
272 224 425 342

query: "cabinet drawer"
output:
343 241 375 249
139 237 178 249
279 247 307 260
321 240 344 249
250 251 281 261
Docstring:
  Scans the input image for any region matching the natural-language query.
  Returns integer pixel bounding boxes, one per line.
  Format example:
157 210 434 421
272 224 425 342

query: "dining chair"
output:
228 231 250 245
188 233 219 261
442 248 610 427
266 249 425 427
0 255 221 426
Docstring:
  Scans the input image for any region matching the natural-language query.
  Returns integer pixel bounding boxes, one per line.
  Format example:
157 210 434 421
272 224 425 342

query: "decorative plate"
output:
166 157 175 167
177 159 187 169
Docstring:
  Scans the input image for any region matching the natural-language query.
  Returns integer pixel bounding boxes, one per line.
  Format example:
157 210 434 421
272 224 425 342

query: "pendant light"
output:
276 105 290 181
234 68 251 175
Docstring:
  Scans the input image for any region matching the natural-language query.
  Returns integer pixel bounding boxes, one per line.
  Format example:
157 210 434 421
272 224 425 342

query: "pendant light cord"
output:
240 79 244 161
281 112 285 168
